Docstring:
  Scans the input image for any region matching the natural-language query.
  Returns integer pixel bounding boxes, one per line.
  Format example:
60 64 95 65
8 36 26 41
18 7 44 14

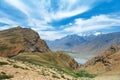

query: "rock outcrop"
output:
81 45 120 74
0 26 51 57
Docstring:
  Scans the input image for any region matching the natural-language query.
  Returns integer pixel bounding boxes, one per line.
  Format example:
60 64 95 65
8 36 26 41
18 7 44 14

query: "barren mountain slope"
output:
81 45 120 74
0 57 76 80
0 27 50 57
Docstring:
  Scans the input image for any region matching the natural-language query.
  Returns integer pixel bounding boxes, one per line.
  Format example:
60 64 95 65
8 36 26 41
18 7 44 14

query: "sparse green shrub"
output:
9 38 16 44
66 78 71 80
13 65 20 68
0 72 13 79
74 70 97 78
61 75 65 79
0 44 12 55
1 72 6 75
52 74 60 79
0 45 11 51
39 71 49 76
13 64 29 70
0 62 9 66
13 65 24 69
24 67 29 70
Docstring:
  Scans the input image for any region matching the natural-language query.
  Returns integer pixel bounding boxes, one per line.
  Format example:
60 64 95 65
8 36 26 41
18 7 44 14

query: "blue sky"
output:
0 0 120 40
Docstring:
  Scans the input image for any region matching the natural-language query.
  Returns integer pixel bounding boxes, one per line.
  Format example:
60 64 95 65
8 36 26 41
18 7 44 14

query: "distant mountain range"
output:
46 34 86 51
46 32 120 57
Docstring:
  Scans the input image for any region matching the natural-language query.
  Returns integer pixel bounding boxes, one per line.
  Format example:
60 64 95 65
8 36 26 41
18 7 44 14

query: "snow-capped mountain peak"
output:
94 32 102 36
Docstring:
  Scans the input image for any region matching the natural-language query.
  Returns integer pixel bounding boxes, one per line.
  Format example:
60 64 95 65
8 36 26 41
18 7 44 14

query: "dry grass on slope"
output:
12 51 78 71
0 57 75 80
12 52 98 79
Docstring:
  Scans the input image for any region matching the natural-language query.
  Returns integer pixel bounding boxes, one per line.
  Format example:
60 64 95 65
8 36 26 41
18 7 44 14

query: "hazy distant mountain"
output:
72 32 120 56
46 33 101 51
47 32 120 57
46 34 86 51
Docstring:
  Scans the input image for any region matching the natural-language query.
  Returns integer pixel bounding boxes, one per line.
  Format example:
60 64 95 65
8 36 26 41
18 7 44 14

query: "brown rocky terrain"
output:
0 27 78 70
0 27 81 80
0 57 76 80
12 52 78 71
1 27 120 80
81 45 120 75
0 26 50 57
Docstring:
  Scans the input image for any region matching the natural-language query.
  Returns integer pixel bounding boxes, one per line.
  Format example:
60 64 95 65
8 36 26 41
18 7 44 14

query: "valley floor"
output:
93 75 120 80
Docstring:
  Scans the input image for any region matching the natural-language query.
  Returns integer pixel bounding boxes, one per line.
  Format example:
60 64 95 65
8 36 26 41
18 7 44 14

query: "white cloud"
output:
64 14 120 34
50 0 98 20
1 0 119 40
50 7 89 20
28 18 54 31
48 0 100 21
0 18 17 25
0 25 18 30
0 11 19 25
38 31 66 41
0 11 26 28
5 0 30 16
94 32 102 36
0 26 11 30
3 0 101 26
5 0 99 22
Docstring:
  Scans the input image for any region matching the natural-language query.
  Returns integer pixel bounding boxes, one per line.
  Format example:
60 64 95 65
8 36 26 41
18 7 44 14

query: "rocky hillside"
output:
12 52 78 71
0 27 78 74
0 27 50 57
0 57 76 80
81 45 120 74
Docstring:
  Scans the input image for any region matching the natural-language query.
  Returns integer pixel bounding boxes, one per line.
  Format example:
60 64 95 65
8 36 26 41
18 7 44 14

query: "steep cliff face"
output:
0 27 51 57
81 45 120 74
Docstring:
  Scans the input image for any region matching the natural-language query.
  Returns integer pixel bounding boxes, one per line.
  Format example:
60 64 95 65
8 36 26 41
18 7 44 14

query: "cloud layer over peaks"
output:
0 0 120 40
